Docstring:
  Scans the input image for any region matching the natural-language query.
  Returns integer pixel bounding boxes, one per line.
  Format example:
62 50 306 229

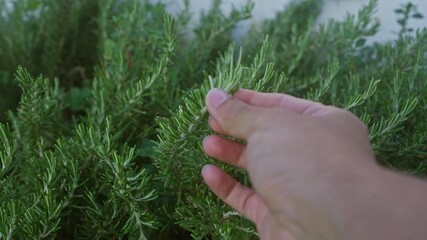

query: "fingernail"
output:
201 164 211 176
202 136 208 148
207 88 230 109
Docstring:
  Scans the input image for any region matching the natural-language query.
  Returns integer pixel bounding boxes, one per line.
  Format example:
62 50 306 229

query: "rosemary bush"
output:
0 0 426 239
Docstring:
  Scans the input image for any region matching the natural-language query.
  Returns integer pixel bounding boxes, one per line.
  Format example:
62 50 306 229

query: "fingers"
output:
205 89 268 140
201 164 262 222
235 89 326 116
203 135 247 169
208 116 226 135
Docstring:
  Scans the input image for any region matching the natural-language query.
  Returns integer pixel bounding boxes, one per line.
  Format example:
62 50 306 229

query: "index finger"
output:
235 89 326 116
205 89 273 140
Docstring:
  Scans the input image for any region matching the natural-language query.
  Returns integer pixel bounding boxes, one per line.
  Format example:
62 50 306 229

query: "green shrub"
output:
0 0 426 239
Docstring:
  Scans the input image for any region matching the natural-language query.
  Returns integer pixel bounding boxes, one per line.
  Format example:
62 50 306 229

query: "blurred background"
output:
160 0 427 42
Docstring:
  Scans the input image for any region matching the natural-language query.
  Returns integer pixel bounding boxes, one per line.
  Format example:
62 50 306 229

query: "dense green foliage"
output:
0 0 426 239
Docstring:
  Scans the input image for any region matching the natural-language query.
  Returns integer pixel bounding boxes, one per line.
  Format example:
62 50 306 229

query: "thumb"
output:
206 88 268 140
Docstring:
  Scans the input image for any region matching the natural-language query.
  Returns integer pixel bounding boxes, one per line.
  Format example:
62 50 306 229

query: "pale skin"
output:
201 88 427 240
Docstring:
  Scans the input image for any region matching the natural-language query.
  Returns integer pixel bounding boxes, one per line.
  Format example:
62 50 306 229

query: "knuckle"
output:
337 108 370 134
219 99 250 127
240 190 256 213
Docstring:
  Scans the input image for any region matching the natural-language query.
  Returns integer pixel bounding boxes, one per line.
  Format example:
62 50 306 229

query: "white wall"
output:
161 0 427 42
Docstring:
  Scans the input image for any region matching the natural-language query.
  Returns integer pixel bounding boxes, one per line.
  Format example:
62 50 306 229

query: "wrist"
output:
345 165 427 240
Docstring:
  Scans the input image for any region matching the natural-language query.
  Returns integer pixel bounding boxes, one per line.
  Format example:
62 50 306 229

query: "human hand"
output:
202 88 427 240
